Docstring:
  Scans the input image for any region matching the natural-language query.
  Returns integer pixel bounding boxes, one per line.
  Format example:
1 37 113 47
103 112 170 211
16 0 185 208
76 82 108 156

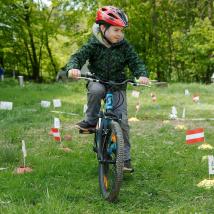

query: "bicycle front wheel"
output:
98 120 124 202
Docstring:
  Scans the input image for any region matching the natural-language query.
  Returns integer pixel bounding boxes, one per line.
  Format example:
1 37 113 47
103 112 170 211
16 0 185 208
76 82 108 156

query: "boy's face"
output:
101 25 124 43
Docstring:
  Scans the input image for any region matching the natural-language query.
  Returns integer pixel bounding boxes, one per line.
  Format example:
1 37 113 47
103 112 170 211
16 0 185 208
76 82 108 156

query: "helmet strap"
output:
99 24 113 45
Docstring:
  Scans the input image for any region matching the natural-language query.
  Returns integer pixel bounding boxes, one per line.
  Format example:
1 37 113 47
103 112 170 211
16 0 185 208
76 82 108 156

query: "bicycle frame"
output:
95 87 122 160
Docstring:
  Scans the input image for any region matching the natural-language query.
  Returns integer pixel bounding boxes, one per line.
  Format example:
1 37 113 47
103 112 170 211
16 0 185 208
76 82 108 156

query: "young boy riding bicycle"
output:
65 6 149 172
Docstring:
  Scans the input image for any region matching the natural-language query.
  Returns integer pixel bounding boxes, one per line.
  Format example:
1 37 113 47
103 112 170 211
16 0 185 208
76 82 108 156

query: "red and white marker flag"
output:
186 128 204 144
51 128 61 142
193 95 200 103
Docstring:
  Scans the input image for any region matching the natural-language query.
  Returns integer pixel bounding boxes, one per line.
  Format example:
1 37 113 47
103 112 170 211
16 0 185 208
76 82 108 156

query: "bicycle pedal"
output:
79 128 96 134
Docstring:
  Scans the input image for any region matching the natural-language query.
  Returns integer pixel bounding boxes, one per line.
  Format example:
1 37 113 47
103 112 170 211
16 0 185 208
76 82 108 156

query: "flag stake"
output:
134 100 140 118
22 140 27 168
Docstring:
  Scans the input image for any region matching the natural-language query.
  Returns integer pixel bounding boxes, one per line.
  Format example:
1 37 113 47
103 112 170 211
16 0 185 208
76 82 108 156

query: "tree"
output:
173 17 214 82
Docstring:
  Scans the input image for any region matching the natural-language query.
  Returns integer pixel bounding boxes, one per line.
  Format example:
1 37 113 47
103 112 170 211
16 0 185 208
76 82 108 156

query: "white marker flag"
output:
53 99 62 108
169 106 177 119
131 90 140 98
83 104 88 114
22 140 27 158
182 107 186 119
0 101 13 110
208 155 214 175
184 89 190 96
41 101 51 108
54 117 61 129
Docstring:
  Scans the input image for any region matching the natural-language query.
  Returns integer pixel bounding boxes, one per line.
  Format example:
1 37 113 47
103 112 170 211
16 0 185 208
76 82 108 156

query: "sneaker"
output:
75 120 96 130
123 160 134 173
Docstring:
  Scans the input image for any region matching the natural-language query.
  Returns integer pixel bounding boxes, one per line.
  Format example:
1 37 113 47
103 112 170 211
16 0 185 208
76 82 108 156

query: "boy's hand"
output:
139 76 149 85
68 69 81 79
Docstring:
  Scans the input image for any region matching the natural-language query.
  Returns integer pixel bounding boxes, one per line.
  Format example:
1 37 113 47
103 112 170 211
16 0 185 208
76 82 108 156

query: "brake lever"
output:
129 82 151 87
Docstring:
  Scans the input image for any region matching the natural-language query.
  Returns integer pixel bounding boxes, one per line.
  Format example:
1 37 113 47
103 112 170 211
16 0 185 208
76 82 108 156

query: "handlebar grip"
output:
81 72 94 78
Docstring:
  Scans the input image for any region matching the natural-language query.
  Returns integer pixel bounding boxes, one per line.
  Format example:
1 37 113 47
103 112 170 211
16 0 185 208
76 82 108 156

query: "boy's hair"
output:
96 6 128 27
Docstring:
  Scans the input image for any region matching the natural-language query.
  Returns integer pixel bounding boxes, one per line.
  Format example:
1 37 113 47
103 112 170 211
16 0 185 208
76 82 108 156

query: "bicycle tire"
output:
98 120 124 202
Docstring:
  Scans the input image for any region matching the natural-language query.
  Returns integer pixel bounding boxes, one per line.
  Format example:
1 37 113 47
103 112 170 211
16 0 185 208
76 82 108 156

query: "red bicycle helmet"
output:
96 6 128 27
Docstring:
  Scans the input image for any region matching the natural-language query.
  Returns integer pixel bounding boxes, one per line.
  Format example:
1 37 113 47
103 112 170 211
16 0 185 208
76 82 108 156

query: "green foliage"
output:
173 18 214 82
0 0 213 82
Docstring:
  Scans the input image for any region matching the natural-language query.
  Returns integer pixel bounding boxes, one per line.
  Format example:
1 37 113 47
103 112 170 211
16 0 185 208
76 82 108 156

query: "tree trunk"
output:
0 51 4 66
23 2 40 81
151 0 165 81
45 32 57 75
208 0 213 25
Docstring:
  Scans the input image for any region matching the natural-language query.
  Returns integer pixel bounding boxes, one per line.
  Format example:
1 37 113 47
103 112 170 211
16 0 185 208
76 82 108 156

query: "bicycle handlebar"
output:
78 73 151 87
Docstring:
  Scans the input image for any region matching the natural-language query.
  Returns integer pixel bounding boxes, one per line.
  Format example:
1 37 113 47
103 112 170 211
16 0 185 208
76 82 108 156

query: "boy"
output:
0 65 4 81
66 6 149 172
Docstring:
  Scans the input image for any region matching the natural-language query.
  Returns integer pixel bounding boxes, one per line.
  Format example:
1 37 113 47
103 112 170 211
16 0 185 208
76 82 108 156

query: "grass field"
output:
0 78 214 213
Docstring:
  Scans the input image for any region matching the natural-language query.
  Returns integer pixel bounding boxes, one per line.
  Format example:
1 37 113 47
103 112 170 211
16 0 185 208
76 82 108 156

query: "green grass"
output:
0 79 214 213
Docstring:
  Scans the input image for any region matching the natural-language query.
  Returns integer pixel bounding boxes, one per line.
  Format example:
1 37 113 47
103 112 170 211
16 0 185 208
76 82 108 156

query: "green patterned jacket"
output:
65 25 148 83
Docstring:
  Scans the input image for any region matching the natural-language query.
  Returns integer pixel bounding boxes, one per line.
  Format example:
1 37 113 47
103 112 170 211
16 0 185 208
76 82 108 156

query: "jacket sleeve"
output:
65 38 94 74
125 43 148 78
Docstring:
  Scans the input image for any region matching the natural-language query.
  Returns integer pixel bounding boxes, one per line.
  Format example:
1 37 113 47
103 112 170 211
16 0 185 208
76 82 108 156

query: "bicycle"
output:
78 73 149 202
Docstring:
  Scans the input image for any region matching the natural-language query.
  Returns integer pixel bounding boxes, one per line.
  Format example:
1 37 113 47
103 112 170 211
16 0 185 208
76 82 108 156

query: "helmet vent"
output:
108 13 117 19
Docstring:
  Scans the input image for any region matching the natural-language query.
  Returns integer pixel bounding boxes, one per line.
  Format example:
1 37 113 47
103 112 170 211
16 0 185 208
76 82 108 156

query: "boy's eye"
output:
114 29 124 33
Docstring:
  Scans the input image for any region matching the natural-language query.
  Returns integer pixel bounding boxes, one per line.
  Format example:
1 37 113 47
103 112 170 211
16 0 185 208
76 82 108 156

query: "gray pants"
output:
85 81 131 161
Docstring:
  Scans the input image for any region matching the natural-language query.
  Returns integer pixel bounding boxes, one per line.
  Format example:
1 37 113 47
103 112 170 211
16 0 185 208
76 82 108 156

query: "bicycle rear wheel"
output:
98 120 124 202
